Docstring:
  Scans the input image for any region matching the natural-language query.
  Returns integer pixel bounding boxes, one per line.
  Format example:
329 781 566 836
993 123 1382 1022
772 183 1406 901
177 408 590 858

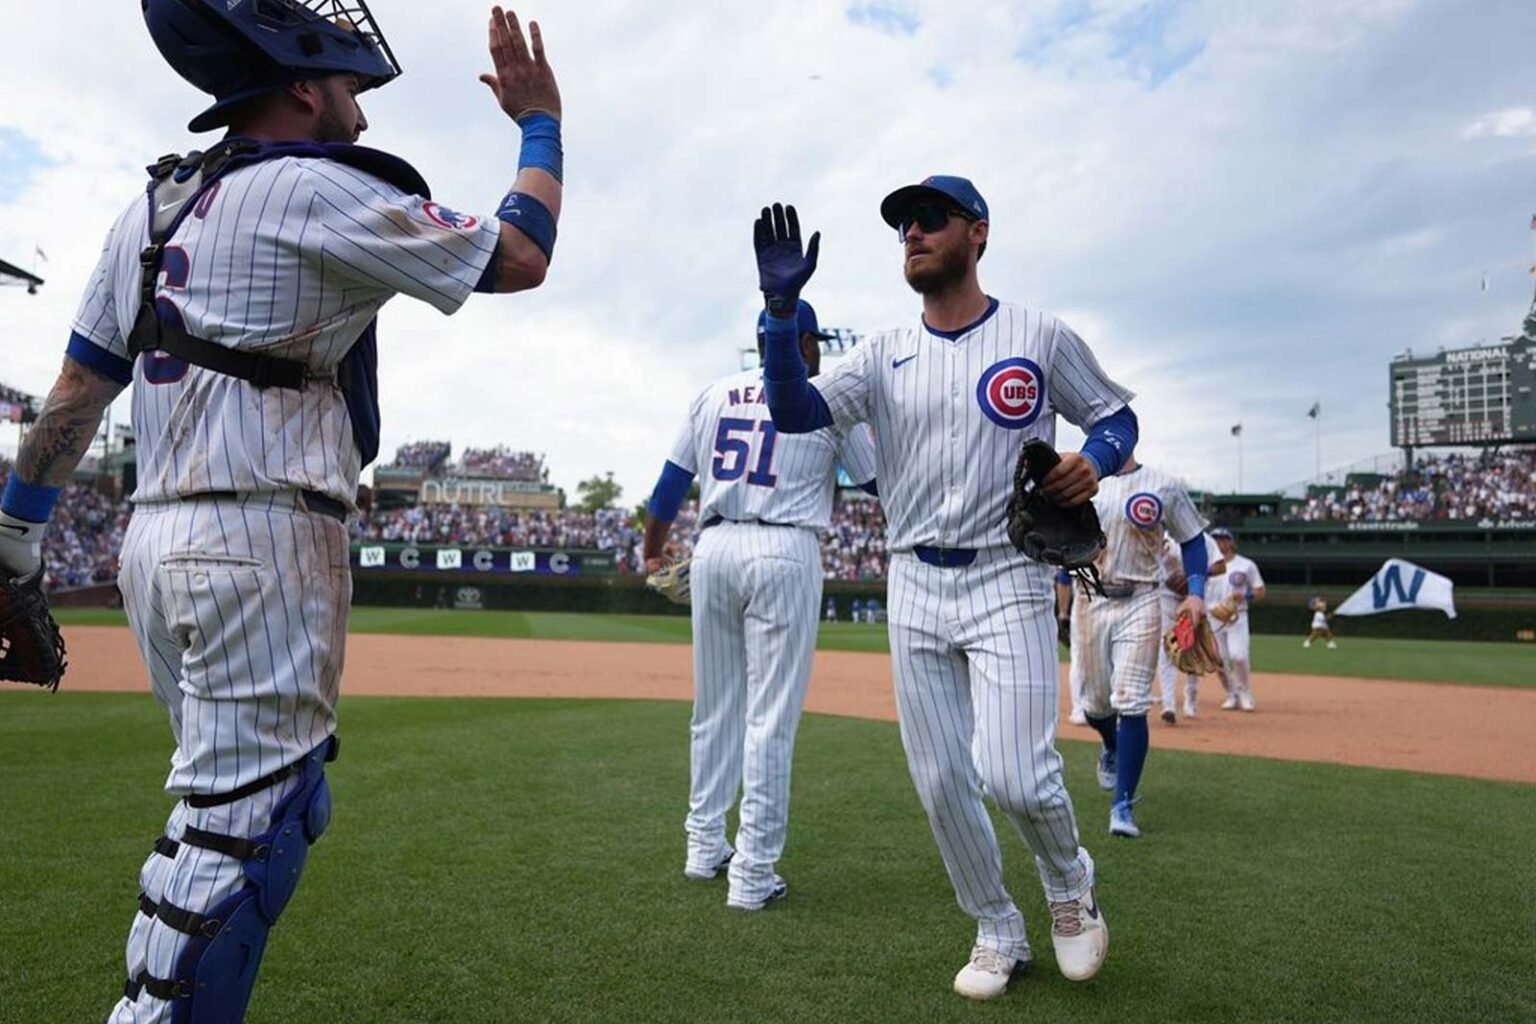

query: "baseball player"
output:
644 301 877 911
1207 527 1267 710
1060 456 1209 839
1303 597 1337 648
0 6 563 1021
1155 531 1225 721
755 180 1134 1001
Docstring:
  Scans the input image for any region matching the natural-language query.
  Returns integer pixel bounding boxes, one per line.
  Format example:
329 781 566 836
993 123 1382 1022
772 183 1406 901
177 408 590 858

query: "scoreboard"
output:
1389 337 1536 447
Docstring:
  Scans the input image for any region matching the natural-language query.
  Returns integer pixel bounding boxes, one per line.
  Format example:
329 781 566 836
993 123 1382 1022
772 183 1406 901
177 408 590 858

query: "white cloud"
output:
2 0 1534 505
1464 107 1536 139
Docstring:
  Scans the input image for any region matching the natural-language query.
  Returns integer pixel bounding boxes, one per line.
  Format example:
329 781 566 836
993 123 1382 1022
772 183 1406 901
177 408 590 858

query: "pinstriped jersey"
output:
815 299 1133 552
1091 464 1207 584
1156 531 1223 585
668 370 877 529
70 156 500 507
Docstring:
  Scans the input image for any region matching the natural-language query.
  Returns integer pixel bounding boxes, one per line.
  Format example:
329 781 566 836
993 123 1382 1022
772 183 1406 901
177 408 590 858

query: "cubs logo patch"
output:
1230 571 1249 590
1125 492 1163 529
422 202 480 231
976 357 1046 429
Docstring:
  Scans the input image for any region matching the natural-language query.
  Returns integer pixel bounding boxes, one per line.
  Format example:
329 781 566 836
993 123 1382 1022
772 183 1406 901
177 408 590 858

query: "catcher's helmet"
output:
143 0 401 132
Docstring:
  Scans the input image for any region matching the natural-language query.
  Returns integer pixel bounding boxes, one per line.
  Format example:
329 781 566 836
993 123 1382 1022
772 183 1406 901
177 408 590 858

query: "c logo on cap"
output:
976 358 1046 429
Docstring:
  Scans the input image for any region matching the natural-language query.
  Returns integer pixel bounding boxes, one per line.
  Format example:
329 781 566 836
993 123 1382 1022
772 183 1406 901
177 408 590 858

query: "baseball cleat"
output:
1068 707 1088 726
953 946 1030 1000
1049 888 1108 981
1182 699 1197 718
684 848 735 881
1109 800 1141 838
1160 708 1177 725
1237 690 1256 712
1096 749 1117 791
1327 640 1337 649
726 875 787 911
1302 639 1311 647
1220 695 1239 711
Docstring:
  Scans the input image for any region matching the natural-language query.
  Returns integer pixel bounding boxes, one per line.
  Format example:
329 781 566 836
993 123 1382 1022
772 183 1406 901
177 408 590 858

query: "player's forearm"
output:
761 313 833 433
1177 535 1209 598
642 517 672 563
491 114 563 293
11 356 123 490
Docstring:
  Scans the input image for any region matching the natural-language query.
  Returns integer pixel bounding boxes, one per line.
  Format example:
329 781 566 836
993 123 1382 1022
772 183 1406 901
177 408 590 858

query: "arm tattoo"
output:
15 357 126 488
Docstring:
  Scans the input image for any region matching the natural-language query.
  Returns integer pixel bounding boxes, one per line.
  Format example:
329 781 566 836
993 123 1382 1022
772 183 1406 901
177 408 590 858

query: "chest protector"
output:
125 138 430 467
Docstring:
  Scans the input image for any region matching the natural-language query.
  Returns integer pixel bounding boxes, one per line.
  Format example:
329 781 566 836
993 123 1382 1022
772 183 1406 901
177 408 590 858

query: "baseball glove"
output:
1163 613 1222 675
1005 439 1106 594
1209 593 1242 624
645 559 692 606
0 568 67 692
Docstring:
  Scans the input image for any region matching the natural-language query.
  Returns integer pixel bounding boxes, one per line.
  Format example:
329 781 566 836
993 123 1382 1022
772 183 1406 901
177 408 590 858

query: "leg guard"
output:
129 736 338 1024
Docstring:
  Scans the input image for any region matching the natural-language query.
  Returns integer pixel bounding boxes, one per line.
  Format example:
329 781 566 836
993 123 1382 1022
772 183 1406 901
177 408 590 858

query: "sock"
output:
1085 712 1118 755
1115 714 1149 805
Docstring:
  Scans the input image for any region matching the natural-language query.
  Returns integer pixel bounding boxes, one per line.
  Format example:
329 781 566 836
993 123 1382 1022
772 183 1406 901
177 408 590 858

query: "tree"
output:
576 471 623 512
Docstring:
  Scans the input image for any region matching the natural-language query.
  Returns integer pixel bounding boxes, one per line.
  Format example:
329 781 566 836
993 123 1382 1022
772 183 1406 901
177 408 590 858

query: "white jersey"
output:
1090 465 1206 584
1207 553 1265 620
668 370 877 529
815 299 1133 551
71 155 500 508
1311 610 1328 629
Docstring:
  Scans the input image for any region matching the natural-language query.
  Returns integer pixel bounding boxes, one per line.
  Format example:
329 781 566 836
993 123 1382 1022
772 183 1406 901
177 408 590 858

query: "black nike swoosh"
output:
892 354 917 369
0 523 31 538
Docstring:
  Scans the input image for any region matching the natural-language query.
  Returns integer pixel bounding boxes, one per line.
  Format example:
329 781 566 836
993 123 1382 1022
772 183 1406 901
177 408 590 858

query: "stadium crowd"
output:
383 440 452 469
0 457 130 589
360 496 888 580
459 446 547 483
1288 449 1536 523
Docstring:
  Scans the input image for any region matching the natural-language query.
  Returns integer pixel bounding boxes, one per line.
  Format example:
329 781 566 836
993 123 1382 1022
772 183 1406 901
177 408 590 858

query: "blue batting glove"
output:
754 202 820 316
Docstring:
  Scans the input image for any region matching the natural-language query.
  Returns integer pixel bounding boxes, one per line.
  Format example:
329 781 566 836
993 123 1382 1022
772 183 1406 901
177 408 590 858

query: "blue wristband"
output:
1 476 61 523
496 190 557 261
515 112 563 182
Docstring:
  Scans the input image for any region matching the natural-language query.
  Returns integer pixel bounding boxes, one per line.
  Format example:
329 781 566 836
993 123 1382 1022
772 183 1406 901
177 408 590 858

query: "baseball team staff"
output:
0 3 563 1020
0 1 1273 1017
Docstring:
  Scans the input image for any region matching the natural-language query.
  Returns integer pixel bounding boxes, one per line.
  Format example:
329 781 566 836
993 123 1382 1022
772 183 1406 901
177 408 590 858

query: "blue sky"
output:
1 0 1533 504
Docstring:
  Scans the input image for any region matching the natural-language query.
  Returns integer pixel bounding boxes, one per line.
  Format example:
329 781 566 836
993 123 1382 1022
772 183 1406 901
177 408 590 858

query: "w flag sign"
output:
1335 559 1457 619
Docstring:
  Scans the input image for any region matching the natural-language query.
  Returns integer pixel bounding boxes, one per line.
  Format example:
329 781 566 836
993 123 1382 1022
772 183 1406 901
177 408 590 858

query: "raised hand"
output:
754 203 821 315
479 6 561 122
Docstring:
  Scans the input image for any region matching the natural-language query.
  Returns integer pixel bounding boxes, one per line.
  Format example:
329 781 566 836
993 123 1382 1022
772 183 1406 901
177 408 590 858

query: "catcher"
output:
1046 452 1210 840
0 500 67 693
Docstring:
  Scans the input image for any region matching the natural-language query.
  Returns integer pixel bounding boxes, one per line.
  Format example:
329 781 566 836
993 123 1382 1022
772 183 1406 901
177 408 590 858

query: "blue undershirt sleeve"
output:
646 460 695 522
1080 405 1138 479
1179 534 1209 599
761 312 833 433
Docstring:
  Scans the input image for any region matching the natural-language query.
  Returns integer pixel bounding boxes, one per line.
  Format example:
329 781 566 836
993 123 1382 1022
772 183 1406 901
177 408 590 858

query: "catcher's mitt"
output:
1005 440 1106 594
1209 593 1242 624
645 559 692 606
1163 613 1222 675
0 568 67 692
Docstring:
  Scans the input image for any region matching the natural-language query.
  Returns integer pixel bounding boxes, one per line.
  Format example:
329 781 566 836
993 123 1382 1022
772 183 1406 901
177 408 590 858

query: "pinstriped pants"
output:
107 497 349 1023
685 522 823 901
888 549 1095 959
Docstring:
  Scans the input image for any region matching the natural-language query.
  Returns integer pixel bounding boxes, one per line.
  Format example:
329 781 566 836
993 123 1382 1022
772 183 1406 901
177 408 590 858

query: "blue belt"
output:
913 545 977 567
701 515 795 530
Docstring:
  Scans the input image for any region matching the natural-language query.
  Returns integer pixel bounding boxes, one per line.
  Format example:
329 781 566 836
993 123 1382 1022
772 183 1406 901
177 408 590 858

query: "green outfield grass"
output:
0 693 1530 1024
56 607 1535 687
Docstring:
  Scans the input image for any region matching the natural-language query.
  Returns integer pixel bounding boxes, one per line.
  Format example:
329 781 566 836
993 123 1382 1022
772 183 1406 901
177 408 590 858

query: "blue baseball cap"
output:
880 175 989 229
757 299 835 343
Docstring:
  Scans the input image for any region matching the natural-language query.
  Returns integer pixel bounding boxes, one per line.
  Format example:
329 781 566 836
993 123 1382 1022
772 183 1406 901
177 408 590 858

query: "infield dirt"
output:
60 626 1536 784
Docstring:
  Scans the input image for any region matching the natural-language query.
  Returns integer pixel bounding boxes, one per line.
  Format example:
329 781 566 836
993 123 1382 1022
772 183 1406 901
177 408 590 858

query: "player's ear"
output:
288 79 325 117
971 219 989 261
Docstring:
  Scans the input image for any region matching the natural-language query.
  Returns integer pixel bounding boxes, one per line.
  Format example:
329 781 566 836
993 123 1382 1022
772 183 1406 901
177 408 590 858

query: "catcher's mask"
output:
144 0 401 132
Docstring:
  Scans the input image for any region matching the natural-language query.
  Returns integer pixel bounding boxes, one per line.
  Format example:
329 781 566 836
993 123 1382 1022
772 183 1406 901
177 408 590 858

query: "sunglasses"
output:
897 202 976 241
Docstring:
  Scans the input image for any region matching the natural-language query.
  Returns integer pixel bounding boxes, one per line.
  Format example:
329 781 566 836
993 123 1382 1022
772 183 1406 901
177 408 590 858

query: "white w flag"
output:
1335 559 1457 619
